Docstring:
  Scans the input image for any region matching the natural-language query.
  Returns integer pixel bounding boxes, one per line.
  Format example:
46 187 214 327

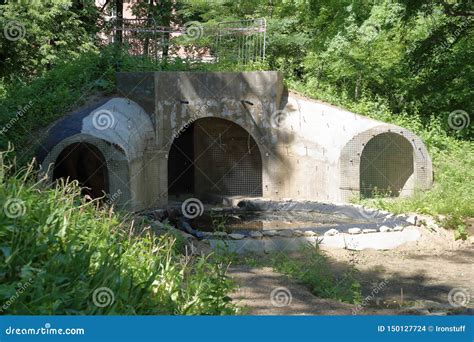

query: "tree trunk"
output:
115 0 123 44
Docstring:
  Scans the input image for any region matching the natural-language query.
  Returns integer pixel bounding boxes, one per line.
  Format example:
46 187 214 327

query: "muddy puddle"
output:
190 210 370 234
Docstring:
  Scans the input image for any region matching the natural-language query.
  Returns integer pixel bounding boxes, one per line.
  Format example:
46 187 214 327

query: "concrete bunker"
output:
37 97 155 211
168 117 263 200
38 71 433 211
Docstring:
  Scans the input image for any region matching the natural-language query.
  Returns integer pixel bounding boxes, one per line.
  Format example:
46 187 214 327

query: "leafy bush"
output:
0 153 237 315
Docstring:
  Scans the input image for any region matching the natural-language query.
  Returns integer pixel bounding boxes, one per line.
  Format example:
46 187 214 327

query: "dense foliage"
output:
0 155 236 315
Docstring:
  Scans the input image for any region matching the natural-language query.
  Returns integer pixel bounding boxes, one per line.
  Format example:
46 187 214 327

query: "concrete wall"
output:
39 71 433 210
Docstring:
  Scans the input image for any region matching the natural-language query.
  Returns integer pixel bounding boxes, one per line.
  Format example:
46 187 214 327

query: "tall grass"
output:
0 153 237 315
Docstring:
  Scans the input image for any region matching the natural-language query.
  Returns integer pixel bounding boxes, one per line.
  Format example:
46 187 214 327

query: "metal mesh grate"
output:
194 118 262 197
359 132 414 198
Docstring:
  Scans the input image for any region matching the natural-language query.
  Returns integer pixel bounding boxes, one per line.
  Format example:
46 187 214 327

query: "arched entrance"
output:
360 132 414 198
53 142 108 199
168 117 263 200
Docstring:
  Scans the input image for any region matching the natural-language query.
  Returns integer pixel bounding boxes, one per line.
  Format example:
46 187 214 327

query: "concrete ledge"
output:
209 227 421 253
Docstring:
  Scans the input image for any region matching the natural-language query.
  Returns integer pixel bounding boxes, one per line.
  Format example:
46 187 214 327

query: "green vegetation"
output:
270 245 362 305
0 0 472 315
215 245 362 305
0 154 237 315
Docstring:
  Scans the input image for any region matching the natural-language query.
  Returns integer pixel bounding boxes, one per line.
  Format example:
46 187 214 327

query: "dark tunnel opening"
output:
168 117 263 201
53 142 109 199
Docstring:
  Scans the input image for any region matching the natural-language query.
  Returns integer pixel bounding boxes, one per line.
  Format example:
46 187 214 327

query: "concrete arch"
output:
166 116 264 201
38 98 155 211
41 133 131 208
339 125 433 201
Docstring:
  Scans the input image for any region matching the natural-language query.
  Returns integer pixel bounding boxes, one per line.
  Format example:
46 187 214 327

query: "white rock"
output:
263 230 278 237
393 226 404 231
212 231 227 237
293 230 305 236
379 225 392 233
249 231 263 238
324 229 339 236
406 215 417 225
228 233 245 240
303 231 316 237
348 228 362 235
362 229 377 234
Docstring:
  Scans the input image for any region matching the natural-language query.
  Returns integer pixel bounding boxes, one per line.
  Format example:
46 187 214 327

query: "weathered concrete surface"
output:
40 71 433 210
39 98 155 211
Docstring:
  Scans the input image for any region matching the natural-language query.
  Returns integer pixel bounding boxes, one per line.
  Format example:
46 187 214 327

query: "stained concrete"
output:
40 71 433 211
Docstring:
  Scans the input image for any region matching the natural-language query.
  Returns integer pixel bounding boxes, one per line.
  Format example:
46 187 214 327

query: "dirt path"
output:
228 226 473 315
229 265 360 315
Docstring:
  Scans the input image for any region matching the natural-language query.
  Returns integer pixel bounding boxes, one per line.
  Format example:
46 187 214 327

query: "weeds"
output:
266 243 362 304
0 153 237 315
